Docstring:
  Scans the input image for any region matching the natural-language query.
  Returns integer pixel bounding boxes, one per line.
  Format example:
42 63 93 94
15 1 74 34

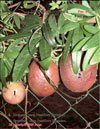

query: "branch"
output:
0 111 19 129
38 3 46 23
25 85 31 129
9 1 46 23
8 2 21 9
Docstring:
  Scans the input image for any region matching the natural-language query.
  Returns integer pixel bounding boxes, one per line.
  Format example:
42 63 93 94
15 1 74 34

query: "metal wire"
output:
0 83 99 129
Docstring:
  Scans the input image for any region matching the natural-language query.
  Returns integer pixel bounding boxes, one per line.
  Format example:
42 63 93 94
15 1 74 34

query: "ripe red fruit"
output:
28 61 59 97
2 82 25 104
60 53 97 92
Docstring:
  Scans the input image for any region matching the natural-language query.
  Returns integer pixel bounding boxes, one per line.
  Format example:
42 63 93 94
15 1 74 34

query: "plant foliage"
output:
0 0 99 87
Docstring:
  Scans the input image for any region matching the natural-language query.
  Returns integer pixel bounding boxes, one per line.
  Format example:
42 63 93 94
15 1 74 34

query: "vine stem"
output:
39 65 84 100
8 1 85 100
0 111 19 129
8 2 21 9
38 3 46 23
28 27 41 58
13 12 27 16
57 88 84 100
8 1 46 23
25 85 31 129
0 24 14 33
27 29 84 100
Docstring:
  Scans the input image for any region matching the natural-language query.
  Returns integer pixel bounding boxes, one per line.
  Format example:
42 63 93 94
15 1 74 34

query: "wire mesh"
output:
0 1 100 128
0 80 100 129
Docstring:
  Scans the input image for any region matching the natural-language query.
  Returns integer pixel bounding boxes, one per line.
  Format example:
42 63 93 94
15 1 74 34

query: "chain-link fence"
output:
0 1 100 128
0 74 99 129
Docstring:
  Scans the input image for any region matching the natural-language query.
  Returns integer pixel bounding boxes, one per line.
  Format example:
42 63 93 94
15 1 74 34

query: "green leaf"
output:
14 15 21 29
29 35 42 55
23 0 36 9
82 1 91 8
5 39 22 58
89 1 99 12
42 22 56 48
72 36 91 52
81 25 92 37
72 51 82 74
56 34 62 44
48 14 58 32
39 38 51 60
60 3 68 10
62 31 73 65
79 17 96 24
39 57 52 70
90 47 100 65
0 32 31 42
21 14 42 26
63 13 82 22
84 25 99 34
12 45 31 82
0 82 2 90
7 39 22 51
58 14 65 30
12 38 40 82
61 22 79 34
0 44 3 52
68 8 92 17
3 54 14 72
5 50 19 59
17 14 25 21
0 1 9 12
18 14 42 33
3 14 13 24
82 47 98 71
82 31 100 50
67 3 96 16
20 24 40 33
0 59 6 86
49 1 60 10
72 27 84 48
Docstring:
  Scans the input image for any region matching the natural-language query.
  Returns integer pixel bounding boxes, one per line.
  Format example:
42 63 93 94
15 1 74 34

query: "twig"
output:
8 2 21 9
28 27 41 58
0 111 19 129
57 88 85 100
13 12 27 16
8 2 27 16
12 1 46 22
8 1 97 24
39 64 85 100
25 85 31 129
0 24 14 33
38 3 46 23
3 28 14 33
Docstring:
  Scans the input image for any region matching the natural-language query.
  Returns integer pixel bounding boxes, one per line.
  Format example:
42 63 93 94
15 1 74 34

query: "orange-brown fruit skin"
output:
60 54 97 92
2 82 25 104
28 61 59 97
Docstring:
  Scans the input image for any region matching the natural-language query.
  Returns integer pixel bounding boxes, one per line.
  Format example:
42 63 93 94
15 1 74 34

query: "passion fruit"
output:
60 53 97 92
2 82 25 104
28 61 59 97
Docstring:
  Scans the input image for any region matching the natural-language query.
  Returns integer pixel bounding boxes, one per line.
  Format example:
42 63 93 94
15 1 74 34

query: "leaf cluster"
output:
0 0 99 88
